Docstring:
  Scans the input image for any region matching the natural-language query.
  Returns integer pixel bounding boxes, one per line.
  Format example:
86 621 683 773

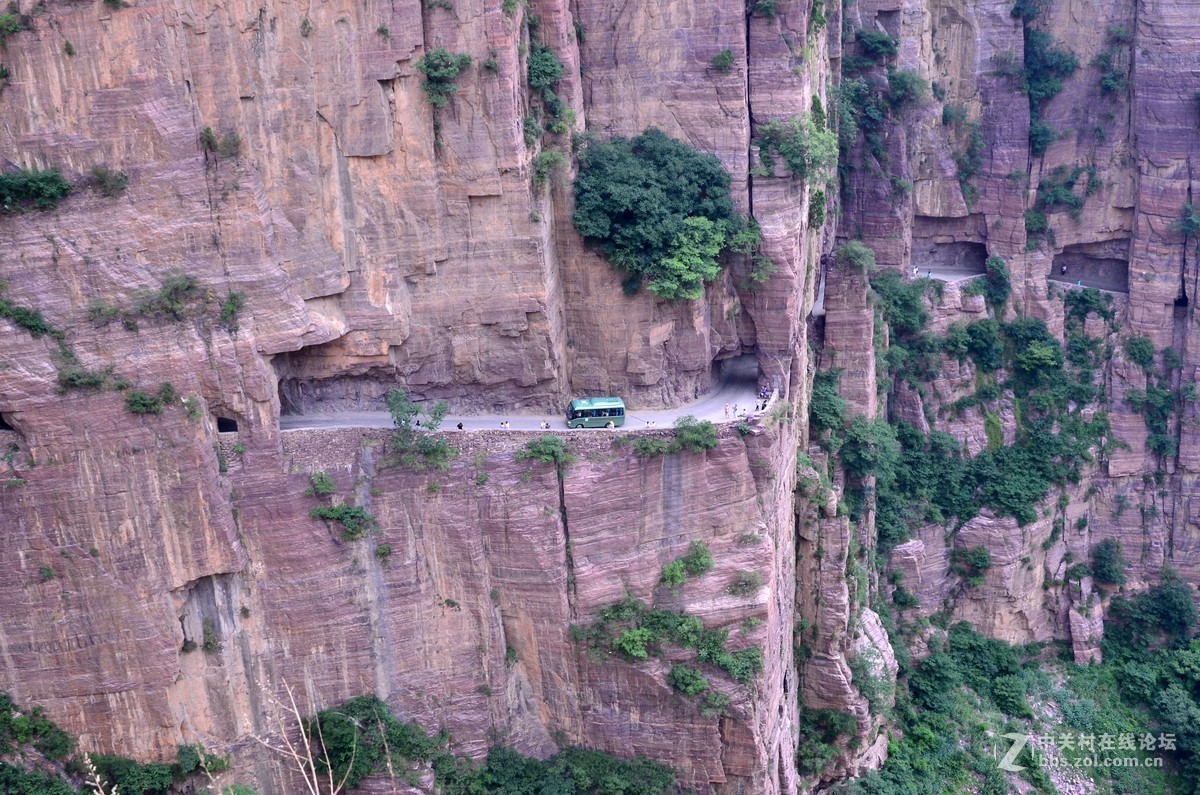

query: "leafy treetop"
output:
572 128 745 300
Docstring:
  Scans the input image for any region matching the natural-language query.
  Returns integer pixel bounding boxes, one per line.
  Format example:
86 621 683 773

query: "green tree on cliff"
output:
572 128 747 299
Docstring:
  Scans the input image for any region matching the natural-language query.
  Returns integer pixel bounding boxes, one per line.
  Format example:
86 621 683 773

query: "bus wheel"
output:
605 421 614 429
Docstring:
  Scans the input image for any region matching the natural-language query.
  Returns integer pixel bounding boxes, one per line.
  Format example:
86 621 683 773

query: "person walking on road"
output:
724 403 730 418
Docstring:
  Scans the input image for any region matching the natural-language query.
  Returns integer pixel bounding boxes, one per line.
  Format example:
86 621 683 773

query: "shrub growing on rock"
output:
1092 538 1127 585
754 113 838 184
667 664 710 696
572 128 744 299
0 168 70 212
416 48 472 107
710 48 734 73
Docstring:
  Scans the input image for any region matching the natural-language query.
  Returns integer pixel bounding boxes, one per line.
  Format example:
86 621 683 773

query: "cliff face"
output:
3 0 1200 790
0 0 835 792
837 0 1200 656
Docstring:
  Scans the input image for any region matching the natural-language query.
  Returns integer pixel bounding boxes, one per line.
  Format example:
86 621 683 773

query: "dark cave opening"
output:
215 417 239 433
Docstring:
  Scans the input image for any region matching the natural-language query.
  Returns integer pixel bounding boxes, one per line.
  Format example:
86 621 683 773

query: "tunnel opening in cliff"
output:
272 337 401 415
1051 240 1130 293
215 417 239 433
0 414 14 432
912 240 987 275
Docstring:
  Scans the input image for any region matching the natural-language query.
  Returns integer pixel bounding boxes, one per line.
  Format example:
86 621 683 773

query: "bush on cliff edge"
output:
572 128 747 300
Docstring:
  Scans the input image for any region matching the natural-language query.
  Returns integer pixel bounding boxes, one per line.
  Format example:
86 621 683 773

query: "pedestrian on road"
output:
724 403 730 418
912 266 918 278
1077 280 1082 287
733 404 738 415
456 422 463 430
927 269 932 278
1061 264 1067 275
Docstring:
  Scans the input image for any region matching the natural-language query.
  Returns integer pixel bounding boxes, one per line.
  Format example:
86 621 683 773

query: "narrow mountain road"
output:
280 357 764 433
811 268 982 317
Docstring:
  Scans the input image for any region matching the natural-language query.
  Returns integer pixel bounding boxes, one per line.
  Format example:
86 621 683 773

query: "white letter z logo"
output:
998 732 1028 772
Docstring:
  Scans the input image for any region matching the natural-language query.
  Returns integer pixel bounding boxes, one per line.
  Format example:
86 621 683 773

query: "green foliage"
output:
796 707 857 776
532 149 568 188
809 187 826 227
133 273 200 321
837 240 876 273
56 363 111 392
660 559 686 588
980 255 1011 306
840 417 900 479
306 471 336 497
710 48 734 73
631 437 675 458
574 594 761 683
614 628 655 660
848 650 893 713
0 291 58 339
310 504 375 540
1171 203 1200 237
1126 378 1183 458
0 763 76 795
527 43 563 92
219 291 246 332
1093 538 1127 585
809 369 847 434
0 168 71 212
516 434 576 475
1022 29 1078 155
0 13 28 46
755 114 838 185
1095 47 1127 94
870 271 928 334
647 215 726 299
941 103 968 126
953 122 984 206
201 618 220 653
572 129 740 299
983 412 1002 451
89 755 175 795
384 389 458 470
90 165 127 197
1010 0 1047 21
416 48 472 107
952 546 992 585
1027 119 1058 159
886 69 928 109
125 383 178 415
855 29 898 61
751 0 777 15
1123 335 1155 368
727 570 763 596
1035 164 1095 223
667 664 710 696
523 115 542 146
1106 568 1199 651
673 414 719 452
680 540 714 576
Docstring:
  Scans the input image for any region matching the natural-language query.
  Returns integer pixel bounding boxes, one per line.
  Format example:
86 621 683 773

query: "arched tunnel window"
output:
216 417 239 433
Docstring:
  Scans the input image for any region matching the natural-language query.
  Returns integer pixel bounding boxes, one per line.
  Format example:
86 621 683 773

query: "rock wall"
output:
0 0 840 789
831 0 1200 661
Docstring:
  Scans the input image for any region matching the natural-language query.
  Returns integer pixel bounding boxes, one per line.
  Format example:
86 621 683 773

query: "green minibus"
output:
566 397 626 429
